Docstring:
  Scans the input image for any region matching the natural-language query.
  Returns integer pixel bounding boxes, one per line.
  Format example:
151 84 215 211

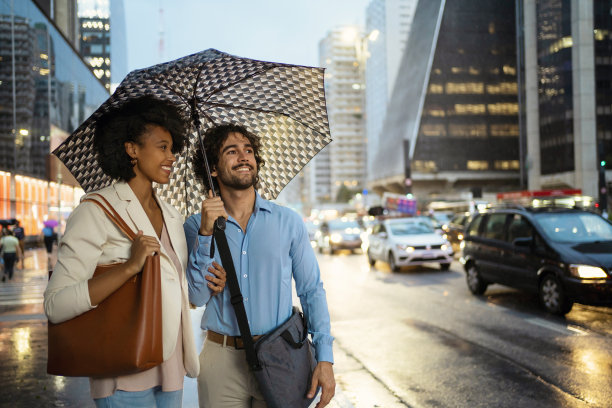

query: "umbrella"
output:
53 49 332 217
44 219 59 228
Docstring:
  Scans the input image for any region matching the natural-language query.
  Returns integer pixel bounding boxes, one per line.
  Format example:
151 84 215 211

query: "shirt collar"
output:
254 191 272 214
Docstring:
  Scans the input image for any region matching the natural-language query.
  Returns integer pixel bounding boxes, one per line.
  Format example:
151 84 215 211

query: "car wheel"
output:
466 263 487 295
539 274 573 315
367 249 375 266
440 263 451 271
388 252 399 272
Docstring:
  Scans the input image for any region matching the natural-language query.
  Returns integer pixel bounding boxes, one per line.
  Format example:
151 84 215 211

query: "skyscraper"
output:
78 0 111 90
365 0 417 177
523 0 612 204
316 26 367 203
370 0 520 199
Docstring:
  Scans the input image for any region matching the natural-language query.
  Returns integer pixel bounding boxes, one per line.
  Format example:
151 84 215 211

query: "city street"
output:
319 251 612 408
2 248 611 407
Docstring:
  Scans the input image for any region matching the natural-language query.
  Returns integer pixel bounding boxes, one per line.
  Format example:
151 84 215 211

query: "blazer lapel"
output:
157 199 188 274
114 182 159 239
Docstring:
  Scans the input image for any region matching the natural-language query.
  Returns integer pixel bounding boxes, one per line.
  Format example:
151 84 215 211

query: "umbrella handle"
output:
215 216 226 231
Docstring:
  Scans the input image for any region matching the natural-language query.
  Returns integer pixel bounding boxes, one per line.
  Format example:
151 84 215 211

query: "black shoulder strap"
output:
213 221 261 371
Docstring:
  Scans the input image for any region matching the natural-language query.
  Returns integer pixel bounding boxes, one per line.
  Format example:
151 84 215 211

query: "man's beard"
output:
217 166 257 190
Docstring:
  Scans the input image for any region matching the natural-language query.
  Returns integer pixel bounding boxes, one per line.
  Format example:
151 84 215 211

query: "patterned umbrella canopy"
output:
53 49 331 217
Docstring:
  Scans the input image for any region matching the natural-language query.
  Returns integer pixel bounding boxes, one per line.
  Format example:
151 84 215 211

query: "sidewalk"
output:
0 248 362 408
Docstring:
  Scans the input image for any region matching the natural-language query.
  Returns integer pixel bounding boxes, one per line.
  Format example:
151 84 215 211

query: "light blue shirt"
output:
184 192 334 363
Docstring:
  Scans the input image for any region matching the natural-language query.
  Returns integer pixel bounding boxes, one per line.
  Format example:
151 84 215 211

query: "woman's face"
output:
127 125 176 185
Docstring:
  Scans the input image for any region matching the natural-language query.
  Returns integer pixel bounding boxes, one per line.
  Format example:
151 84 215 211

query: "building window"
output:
429 83 444 94
448 124 487 138
452 104 486 115
413 160 437 172
486 82 518 94
467 160 489 170
494 160 520 170
446 82 484 94
490 124 519 136
421 124 447 137
488 103 518 115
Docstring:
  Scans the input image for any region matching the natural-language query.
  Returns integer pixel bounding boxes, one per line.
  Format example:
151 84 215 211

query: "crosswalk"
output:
0 250 49 307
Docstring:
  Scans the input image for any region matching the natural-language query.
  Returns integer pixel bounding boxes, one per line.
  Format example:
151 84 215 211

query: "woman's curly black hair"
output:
193 124 265 194
94 95 187 181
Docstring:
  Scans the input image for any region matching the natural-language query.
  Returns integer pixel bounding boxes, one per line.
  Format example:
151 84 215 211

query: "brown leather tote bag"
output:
47 195 163 377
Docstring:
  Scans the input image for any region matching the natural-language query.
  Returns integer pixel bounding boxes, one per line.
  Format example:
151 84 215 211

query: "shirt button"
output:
244 297 248 302
243 274 247 278
242 251 246 255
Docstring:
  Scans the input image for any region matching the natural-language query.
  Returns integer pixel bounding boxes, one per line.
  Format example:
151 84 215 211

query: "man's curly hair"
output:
94 95 187 181
193 124 265 193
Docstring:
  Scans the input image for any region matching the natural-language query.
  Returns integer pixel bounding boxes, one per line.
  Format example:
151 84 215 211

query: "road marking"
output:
525 317 586 336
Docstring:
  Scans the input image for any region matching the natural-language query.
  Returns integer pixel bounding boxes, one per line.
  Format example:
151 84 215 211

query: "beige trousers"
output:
197 338 267 408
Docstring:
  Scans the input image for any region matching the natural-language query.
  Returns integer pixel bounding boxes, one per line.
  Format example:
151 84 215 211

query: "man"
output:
12 221 25 268
184 124 335 408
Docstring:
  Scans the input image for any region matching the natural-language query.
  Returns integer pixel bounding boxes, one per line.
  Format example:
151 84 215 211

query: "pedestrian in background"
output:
185 124 336 408
44 95 226 408
1 228 22 281
42 224 56 256
12 220 25 268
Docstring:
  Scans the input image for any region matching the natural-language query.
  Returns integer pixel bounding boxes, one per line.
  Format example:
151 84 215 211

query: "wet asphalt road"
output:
318 251 612 408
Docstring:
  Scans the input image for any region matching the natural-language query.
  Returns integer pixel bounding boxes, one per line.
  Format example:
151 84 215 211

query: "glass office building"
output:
370 0 520 198
0 0 108 234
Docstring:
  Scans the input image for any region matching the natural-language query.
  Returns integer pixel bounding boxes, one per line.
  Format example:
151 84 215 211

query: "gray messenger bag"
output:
214 222 319 408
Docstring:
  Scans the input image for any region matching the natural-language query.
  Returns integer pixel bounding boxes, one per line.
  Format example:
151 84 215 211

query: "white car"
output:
367 218 454 272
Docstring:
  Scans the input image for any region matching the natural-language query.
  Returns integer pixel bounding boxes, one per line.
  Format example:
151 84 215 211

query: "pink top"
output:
90 223 186 399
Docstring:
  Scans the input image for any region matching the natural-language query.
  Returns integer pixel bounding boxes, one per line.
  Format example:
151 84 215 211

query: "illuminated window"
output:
489 22 495 34
494 160 520 170
488 103 518 115
449 124 487 137
414 160 437 172
451 67 466 74
446 82 484 94
421 124 446 137
429 83 444 94
425 106 445 117
467 161 489 170
469 67 480 75
453 104 486 115
486 82 517 94
490 124 519 136
502 65 516 75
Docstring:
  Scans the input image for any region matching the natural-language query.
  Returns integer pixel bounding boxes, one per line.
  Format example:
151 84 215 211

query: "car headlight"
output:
442 234 448 240
459 240 466 250
397 245 414 252
569 264 608 279
330 233 343 243
457 233 464 241
441 244 449 251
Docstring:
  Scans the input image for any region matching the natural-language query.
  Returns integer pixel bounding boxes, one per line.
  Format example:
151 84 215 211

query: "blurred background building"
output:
0 0 111 235
315 26 368 203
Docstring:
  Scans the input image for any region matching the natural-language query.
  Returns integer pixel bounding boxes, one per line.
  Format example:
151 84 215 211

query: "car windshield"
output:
328 220 360 231
535 212 612 243
389 221 434 235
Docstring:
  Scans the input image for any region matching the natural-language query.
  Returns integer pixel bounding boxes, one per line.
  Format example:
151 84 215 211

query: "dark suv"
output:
461 206 612 315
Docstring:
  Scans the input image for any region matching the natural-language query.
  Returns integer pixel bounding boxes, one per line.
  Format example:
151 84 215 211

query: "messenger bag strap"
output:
213 223 261 371
82 195 136 241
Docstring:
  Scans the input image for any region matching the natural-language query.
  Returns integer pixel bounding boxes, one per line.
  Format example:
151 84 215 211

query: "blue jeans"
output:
94 387 183 408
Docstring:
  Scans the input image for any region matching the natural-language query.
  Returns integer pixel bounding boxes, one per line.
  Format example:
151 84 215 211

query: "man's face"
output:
212 131 258 191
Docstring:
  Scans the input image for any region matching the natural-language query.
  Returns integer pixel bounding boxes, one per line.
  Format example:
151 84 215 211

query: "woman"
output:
1 228 22 281
44 95 226 407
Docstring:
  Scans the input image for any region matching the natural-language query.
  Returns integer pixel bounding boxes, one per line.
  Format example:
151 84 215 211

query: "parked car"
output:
367 217 454 272
461 207 612 315
315 218 363 254
443 212 473 253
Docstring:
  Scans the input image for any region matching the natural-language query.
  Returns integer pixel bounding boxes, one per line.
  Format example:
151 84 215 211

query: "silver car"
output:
367 218 454 272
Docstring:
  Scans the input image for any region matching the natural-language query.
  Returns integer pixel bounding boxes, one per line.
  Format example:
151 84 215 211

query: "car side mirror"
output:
379 232 388 239
513 237 533 248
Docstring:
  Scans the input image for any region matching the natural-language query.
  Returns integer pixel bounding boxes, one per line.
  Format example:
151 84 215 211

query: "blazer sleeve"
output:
44 201 110 324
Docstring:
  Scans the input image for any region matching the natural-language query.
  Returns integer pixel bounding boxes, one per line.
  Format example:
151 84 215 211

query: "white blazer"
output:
44 181 199 378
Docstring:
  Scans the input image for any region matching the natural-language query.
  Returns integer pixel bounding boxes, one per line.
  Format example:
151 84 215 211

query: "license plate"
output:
422 252 434 259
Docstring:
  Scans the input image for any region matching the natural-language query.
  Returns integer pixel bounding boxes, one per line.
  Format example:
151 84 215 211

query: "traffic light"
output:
599 158 607 212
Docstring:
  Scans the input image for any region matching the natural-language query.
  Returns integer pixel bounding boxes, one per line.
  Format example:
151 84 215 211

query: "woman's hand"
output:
207 261 226 296
125 231 160 276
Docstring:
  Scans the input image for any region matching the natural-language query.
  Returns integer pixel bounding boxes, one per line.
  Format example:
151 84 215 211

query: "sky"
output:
123 0 371 76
